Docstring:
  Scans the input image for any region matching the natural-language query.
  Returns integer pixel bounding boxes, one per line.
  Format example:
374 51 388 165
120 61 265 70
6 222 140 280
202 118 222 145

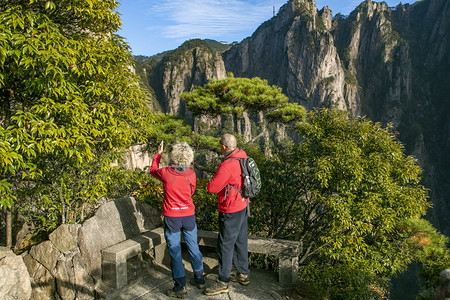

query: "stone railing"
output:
101 227 300 289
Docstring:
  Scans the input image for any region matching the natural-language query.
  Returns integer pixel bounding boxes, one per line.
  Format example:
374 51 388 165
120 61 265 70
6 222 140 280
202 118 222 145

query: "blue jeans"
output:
164 222 204 284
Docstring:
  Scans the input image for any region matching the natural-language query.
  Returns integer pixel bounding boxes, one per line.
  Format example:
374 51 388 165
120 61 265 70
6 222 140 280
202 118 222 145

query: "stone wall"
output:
17 197 162 300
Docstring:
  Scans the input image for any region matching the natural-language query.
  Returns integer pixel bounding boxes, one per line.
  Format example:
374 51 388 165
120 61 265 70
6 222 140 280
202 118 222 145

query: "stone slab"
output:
197 230 300 256
101 227 167 289
78 197 162 280
99 252 286 300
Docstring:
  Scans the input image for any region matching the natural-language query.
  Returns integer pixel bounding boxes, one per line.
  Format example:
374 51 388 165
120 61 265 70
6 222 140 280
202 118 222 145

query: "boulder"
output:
53 250 96 300
54 252 77 300
31 264 56 299
15 197 161 298
29 240 61 271
23 252 56 299
0 247 32 300
72 252 96 299
78 197 162 279
434 269 450 300
14 223 35 252
49 224 80 253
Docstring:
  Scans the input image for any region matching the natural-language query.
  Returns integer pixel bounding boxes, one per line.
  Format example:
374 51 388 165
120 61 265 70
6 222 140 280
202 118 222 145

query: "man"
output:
203 133 250 296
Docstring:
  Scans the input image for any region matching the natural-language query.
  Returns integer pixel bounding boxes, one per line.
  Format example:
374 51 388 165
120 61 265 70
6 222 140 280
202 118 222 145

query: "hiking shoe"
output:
190 277 206 289
203 279 229 296
231 272 250 285
166 286 187 298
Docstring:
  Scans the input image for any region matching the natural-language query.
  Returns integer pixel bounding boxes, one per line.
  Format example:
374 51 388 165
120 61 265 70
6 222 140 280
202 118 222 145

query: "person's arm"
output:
149 141 164 181
207 164 232 193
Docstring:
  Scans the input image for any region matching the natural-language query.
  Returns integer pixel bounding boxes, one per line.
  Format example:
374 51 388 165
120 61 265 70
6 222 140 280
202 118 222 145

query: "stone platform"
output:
98 250 288 300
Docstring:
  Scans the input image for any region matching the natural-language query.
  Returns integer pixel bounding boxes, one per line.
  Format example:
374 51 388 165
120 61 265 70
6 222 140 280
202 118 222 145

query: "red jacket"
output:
149 154 196 217
207 148 249 213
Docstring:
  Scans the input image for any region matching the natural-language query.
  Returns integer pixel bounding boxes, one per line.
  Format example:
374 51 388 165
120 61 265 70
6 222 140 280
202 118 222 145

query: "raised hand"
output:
157 140 164 154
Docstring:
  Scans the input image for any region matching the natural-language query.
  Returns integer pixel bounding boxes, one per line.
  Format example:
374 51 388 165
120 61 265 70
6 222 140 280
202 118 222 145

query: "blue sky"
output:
117 0 419 57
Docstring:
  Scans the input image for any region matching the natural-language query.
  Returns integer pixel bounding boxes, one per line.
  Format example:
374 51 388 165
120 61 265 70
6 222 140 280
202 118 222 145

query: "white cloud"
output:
147 0 282 40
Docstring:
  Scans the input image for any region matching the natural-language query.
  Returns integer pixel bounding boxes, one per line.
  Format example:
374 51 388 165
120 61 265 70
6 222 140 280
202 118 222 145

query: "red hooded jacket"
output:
149 154 196 217
207 148 249 214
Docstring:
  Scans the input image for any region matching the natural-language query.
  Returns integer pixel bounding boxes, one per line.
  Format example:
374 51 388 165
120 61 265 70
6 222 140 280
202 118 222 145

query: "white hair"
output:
171 142 194 165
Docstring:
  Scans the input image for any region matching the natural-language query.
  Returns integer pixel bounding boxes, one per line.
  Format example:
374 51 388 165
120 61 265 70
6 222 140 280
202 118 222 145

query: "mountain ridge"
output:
135 0 450 239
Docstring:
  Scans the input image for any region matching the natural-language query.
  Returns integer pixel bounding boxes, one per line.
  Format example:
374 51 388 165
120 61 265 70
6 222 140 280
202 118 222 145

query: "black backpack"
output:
228 157 262 198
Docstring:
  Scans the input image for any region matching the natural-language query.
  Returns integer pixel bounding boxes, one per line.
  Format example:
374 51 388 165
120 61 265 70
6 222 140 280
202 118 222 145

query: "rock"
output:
0 247 32 300
72 252 96 299
22 253 38 276
49 224 80 253
29 240 60 271
122 144 152 171
14 223 35 252
54 250 96 300
78 197 162 280
434 269 450 300
54 252 76 300
18 198 160 298
135 198 163 232
30 264 56 299
23 252 56 299
161 44 226 120
23 254 54 299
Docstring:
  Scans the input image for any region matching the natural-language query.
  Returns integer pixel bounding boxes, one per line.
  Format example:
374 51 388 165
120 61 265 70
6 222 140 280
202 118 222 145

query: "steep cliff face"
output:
161 48 226 118
334 0 412 126
137 40 227 123
224 0 360 113
138 0 449 236
221 0 449 235
390 0 450 234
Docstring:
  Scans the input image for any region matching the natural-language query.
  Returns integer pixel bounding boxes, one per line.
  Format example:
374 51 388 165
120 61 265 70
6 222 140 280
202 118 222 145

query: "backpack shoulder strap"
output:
223 157 250 215
223 157 242 199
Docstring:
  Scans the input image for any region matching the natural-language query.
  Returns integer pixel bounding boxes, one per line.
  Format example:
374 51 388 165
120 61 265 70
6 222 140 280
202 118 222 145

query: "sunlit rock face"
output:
0 247 32 300
140 0 450 235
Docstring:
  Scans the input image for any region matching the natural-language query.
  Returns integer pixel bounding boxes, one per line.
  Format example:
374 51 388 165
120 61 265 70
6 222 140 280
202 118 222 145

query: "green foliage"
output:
203 39 230 53
192 179 219 231
133 176 164 211
0 0 161 232
105 167 148 200
250 108 432 299
162 39 214 66
249 139 311 239
181 73 305 124
401 218 450 298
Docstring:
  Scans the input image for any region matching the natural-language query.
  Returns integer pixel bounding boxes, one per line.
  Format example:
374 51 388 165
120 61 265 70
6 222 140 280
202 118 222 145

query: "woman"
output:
149 140 205 298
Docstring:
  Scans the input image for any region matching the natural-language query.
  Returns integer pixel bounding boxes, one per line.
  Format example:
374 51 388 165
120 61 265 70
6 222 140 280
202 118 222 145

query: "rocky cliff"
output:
135 39 227 125
137 0 449 236
224 0 360 113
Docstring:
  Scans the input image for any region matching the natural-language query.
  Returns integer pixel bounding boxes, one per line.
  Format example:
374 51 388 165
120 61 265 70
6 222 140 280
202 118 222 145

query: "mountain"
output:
135 0 450 240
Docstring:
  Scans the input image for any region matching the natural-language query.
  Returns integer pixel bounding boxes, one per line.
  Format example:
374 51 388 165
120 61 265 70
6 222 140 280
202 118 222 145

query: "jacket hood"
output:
225 148 247 160
169 163 188 173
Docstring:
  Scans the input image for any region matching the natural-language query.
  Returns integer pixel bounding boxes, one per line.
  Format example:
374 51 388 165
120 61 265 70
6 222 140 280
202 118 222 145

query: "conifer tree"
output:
182 73 306 125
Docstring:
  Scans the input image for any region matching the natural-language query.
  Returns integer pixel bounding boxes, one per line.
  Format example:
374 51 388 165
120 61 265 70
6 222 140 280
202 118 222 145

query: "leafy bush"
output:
192 179 219 231
133 176 164 211
250 108 432 299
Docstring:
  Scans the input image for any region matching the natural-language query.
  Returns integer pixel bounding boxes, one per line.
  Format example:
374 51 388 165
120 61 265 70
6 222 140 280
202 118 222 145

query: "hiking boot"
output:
203 279 229 296
166 286 187 298
231 272 250 285
190 277 206 289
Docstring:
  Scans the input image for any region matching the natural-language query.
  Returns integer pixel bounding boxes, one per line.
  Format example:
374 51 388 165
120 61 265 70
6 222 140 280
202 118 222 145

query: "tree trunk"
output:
6 207 12 248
